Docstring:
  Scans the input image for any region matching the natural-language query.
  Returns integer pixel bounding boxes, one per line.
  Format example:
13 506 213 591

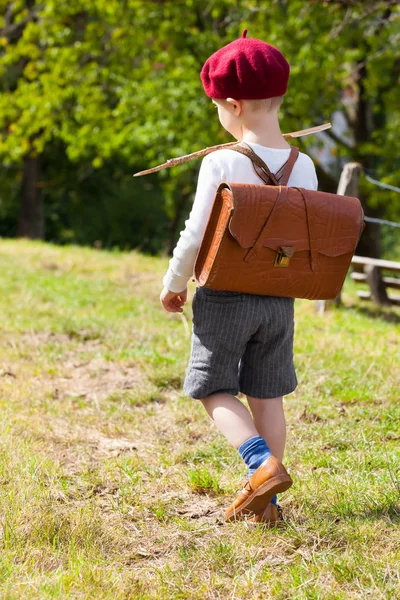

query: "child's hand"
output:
160 286 187 313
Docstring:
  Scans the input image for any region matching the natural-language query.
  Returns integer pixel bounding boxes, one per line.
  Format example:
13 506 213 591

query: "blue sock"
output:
238 435 272 473
238 435 277 506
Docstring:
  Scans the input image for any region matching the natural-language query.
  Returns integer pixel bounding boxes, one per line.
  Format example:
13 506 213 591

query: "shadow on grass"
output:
291 503 400 526
347 303 400 324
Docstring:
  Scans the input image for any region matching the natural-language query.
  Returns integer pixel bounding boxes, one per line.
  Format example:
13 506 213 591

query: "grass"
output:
0 238 398 599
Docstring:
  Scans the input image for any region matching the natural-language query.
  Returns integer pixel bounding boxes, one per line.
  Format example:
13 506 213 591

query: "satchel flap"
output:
226 184 363 256
316 237 360 256
260 235 358 255
226 184 284 248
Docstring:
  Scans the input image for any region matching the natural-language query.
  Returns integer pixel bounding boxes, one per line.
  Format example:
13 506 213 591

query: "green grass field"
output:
0 240 398 599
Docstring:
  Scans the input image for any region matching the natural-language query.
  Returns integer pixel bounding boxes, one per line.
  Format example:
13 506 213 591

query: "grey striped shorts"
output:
183 286 297 400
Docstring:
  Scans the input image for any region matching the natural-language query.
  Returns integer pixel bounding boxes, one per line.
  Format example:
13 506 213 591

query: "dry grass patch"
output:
0 240 398 599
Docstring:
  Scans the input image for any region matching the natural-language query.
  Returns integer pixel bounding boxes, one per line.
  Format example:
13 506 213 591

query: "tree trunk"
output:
17 153 44 239
352 57 383 258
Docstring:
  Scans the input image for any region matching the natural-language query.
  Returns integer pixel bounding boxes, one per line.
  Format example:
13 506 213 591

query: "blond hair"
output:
243 96 284 112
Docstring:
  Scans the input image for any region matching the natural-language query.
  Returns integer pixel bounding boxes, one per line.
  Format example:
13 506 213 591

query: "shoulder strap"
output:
227 142 299 187
227 143 279 185
277 146 299 185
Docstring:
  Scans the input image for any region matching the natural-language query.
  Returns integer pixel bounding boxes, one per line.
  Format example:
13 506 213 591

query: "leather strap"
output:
227 143 299 187
244 186 288 263
268 148 298 183
293 187 318 271
227 143 313 268
228 143 279 185
278 147 299 185
244 185 317 272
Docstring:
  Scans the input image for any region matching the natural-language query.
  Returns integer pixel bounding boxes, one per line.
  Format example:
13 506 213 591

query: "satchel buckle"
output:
274 246 295 268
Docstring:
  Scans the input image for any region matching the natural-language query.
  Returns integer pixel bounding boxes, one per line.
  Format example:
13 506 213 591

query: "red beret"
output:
200 29 290 100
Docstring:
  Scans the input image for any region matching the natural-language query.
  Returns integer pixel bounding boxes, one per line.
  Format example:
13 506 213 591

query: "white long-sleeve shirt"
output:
162 141 318 293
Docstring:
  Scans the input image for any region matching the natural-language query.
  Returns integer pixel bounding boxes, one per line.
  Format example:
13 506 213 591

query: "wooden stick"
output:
133 122 331 177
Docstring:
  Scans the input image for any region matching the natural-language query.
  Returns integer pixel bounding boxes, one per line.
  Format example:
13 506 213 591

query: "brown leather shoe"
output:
247 502 284 526
225 456 292 522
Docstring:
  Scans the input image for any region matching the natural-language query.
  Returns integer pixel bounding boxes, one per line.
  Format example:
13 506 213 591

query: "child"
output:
160 30 318 524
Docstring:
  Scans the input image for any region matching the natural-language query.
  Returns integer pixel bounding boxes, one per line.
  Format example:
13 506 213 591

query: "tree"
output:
0 0 398 257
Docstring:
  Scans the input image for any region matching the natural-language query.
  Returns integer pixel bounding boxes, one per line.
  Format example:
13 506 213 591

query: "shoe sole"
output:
247 504 284 527
225 474 293 522
246 516 283 528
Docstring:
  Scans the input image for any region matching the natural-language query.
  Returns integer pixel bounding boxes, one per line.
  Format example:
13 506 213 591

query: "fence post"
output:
316 162 362 314
364 264 391 305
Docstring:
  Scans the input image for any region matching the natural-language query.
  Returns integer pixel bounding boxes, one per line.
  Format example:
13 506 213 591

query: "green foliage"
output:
187 467 222 495
43 151 169 253
0 1 399 252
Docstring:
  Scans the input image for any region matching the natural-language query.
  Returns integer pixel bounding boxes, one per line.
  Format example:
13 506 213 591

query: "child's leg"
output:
201 391 292 519
200 392 259 449
246 395 287 509
246 395 286 462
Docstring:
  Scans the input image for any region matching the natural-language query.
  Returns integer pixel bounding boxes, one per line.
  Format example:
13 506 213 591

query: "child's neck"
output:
240 114 290 149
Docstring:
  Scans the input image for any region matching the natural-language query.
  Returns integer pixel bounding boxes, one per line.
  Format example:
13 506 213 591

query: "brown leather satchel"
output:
193 143 365 300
